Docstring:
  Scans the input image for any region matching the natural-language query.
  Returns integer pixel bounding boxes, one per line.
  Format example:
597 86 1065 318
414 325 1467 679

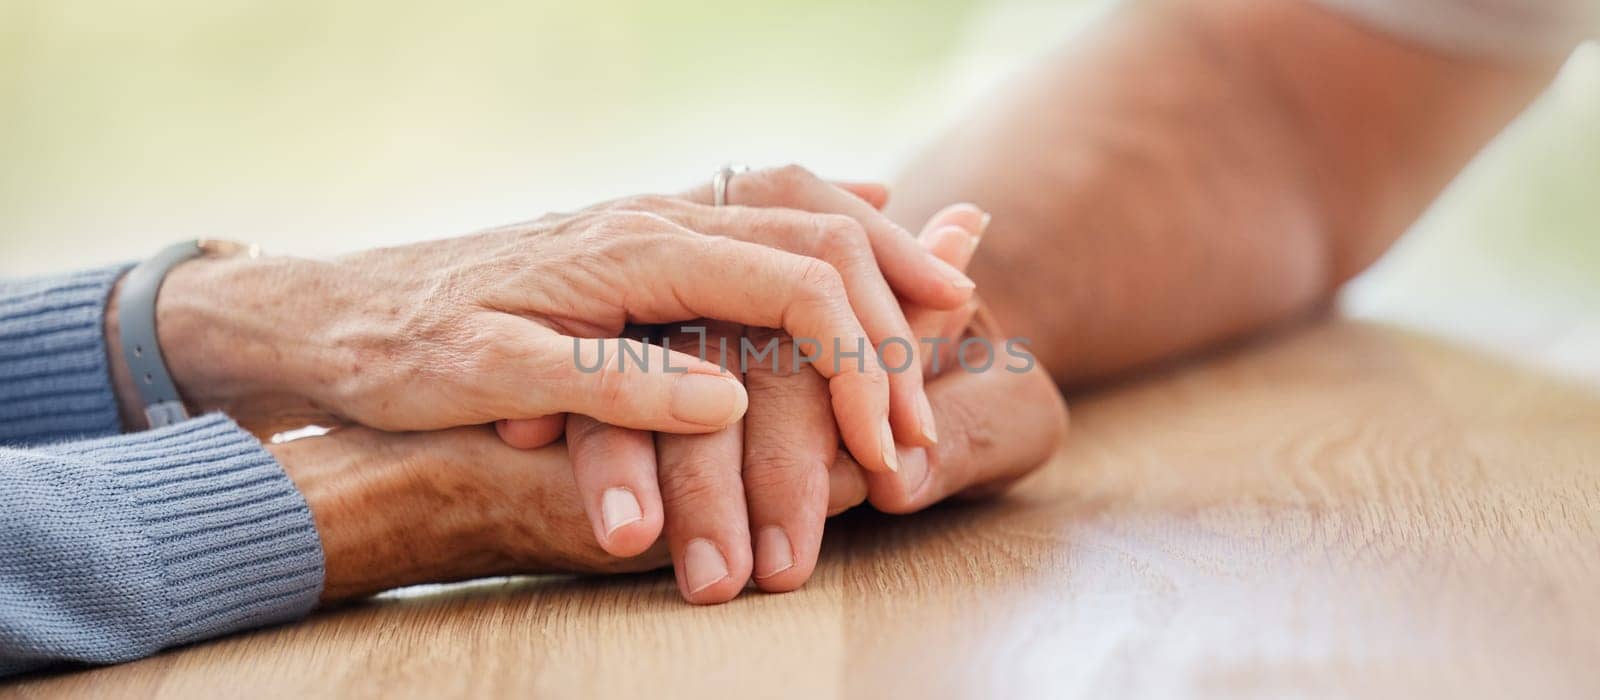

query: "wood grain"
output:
7 318 1599 699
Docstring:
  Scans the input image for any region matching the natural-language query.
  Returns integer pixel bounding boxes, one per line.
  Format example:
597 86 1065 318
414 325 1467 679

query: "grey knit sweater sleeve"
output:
0 267 325 677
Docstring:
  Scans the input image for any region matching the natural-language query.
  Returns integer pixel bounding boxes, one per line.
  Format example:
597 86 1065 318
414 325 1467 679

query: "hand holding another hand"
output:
533 203 1068 603
254 197 1065 605
125 166 974 476
111 165 1064 606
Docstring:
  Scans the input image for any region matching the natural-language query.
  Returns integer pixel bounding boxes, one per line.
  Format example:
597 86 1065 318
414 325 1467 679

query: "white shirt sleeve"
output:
1314 0 1597 58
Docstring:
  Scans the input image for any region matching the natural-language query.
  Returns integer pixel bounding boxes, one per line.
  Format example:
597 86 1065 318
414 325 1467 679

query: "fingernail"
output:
685 538 730 595
977 211 992 236
899 446 929 494
924 225 972 258
916 392 939 444
601 487 642 536
879 418 900 472
930 256 976 292
754 527 795 579
670 372 747 426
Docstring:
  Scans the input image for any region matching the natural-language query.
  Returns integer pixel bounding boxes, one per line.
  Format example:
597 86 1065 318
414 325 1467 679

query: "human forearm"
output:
887 0 1560 385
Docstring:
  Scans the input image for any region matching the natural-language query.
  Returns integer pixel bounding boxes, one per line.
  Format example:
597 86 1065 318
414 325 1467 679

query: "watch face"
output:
196 238 262 258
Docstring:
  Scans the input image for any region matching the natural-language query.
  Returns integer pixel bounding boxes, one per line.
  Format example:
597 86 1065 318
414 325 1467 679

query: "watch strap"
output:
118 240 205 428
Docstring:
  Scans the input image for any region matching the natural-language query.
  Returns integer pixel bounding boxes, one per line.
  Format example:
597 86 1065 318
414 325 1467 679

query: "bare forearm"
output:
888 0 1559 386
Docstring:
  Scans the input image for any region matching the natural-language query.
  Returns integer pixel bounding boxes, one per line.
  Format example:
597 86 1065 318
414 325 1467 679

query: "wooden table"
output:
8 319 1599 699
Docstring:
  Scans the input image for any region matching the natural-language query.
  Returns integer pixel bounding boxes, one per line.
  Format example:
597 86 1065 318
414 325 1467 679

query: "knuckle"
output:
588 348 635 414
600 210 673 234
689 231 733 264
814 215 868 259
795 258 847 301
745 371 815 401
816 213 864 238
743 440 829 479
858 362 891 394
771 163 816 186
564 415 613 446
743 455 825 499
578 212 688 264
746 163 819 202
659 463 733 509
743 451 830 520
622 194 679 212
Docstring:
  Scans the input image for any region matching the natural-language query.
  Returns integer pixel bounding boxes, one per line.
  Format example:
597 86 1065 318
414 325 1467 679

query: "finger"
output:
906 205 989 373
918 202 989 244
826 452 869 516
648 201 937 448
566 415 664 557
923 225 981 270
656 321 752 604
927 297 981 376
613 234 899 474
862 331 1067 514
496 414 567 449
682 164 974 310
660 425 749 604
831 181 889 210
483 318 749 435
740 328 836 592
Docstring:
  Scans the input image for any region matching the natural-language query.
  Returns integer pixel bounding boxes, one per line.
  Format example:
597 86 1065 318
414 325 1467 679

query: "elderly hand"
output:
271 333 1061 605
115 166 974 476
270 202 1065 602
268 423 874 602
539 203 1068 603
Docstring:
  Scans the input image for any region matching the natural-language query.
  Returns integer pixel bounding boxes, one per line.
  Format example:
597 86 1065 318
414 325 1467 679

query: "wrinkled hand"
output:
269 423 872 602
130 166 973 476
551 204 1068 603
743 204 1067 594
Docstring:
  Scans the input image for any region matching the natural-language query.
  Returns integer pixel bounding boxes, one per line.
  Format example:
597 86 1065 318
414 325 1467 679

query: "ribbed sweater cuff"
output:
65 414 325 646
0 264 131 445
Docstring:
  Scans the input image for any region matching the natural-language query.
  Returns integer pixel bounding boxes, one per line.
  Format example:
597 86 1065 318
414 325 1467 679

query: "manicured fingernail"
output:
601 487 642 536
670 372 747 426
754 527 794 579
930 256 976 292
685 538 730 595
916 393 939 445
977 211 992 236
879 418 900 472
899 446 929 494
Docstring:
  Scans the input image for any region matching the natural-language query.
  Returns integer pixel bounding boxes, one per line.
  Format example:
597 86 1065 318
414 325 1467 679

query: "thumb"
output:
518 333 749 434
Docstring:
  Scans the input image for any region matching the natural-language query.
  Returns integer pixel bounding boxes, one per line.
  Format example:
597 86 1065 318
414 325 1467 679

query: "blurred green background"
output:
1 0 1595 373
